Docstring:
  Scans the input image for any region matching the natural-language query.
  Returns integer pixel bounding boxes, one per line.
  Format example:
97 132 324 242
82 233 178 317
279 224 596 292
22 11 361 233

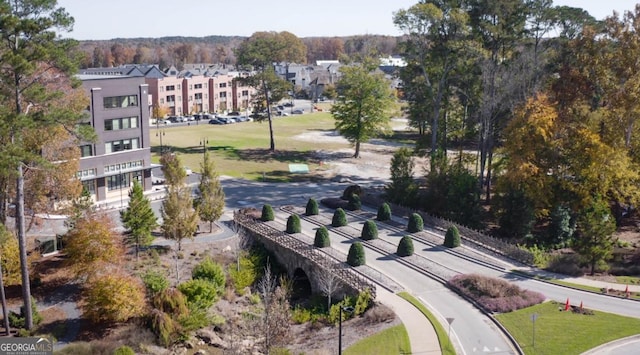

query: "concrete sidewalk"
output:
376 288 442 355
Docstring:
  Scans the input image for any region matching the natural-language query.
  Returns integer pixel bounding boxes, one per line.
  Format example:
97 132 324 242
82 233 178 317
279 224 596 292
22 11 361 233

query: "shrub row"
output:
447 274 545 313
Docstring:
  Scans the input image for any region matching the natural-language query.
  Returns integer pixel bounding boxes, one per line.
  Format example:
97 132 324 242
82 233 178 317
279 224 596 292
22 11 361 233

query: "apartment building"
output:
77 74 153 203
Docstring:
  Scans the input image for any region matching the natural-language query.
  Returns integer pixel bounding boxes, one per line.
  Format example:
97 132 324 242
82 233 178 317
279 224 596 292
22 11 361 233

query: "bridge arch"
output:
292 268 312 299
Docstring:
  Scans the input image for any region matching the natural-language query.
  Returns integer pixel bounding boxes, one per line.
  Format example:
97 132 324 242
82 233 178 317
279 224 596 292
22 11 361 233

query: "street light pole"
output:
156 129 165 155
200 137 208 159
338 306 354 355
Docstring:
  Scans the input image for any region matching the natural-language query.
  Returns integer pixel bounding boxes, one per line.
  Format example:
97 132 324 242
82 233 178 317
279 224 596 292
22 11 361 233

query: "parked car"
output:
292 109 304 114
235 115 250 122
228 111 241 116
218 116 235 124
283 102 294 107
208 118 223 125
186 115 196 121
277 105 285 111
157 119 171 125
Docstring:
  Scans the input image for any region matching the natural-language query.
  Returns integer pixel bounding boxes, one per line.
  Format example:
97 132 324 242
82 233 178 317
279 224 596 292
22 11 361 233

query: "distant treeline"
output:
77 34 401 70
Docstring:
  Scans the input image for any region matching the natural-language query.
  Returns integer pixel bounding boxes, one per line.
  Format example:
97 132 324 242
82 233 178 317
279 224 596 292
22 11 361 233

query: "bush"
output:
354 289 372 315
286 214 301 234
332 208 347 227
397 236 414 257
192 257 226 290
142 270 170 295
347 194 361 211
314 227 330 248
347 242 366 266
261 204 274 222
178 279 220 308
443 226 461 248
152 288 189 316
377 203 392 221
8 297 42 329
360 220 378 240
407 213 423 233
342 185 362 200
114 346 135 355
305 198 319 216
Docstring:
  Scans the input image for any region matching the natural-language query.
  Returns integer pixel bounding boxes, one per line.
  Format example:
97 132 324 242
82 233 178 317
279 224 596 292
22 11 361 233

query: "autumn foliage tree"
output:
82 270 146 323
161 153 198 250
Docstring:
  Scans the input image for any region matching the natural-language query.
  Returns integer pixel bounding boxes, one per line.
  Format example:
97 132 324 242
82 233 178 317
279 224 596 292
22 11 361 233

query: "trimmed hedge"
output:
397 236 414 257
286 214 301 234
377 203 392 221
305 198 319 216
342 185 362 200
347 194 362 211
347 242 366 266
407 213 423 233
361 220 378 240
332 208 347 227
444 225 461 248
314 227 330 248
261 204 274 222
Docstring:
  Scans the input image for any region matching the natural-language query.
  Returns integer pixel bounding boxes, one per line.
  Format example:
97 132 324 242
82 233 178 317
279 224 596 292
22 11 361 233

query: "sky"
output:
55 0 639 40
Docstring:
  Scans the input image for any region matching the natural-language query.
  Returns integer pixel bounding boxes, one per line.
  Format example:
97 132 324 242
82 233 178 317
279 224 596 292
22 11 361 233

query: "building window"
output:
104 160 143 174
195 93 202 100
242 90 249 96
177 84 181 90
81 180 96 195
103 95 138 109
160 86 164 92
76 168 96 179
219 92 226 98
189 84 193 90
204 94 208 99
105 138 140 154
166 85 175 91
104 116 138 131
219 83 226 88
107 173 130 191
189 96 193 101
204 83 208 88
160 98 164 104
79 144 93 157
166 95 175 103
194 83 202 89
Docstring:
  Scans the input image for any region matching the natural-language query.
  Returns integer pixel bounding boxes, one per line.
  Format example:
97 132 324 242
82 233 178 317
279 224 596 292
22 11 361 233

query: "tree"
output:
0 0 85 330
314 227 330 248
235 31 306 151
377 203 392 221
257 264 291 353
347 242 366 266
195 150 225 233
65 213 124 278
317 268 340 311
444 226 461 248
0 225 24 286
361 220 378 241
120 180 157 260
305 198 319 216
161 153 198 251
82 270 146 323
394 1 472 157
385 147 417 206
547 204 575 248
397 236 414 257
261 204 275 222
407 213 423 233
332 208 347 227
347 194 361 211
192 257 226 291
573 196 616 275
331 59 395 158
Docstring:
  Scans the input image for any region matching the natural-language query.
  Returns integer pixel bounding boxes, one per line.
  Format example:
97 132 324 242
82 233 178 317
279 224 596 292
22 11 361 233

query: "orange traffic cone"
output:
565 298 570 311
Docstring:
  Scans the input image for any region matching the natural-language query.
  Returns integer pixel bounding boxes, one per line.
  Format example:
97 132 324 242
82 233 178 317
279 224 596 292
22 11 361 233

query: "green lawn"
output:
496 301 640 355
151 113 346 181
344 324 411 355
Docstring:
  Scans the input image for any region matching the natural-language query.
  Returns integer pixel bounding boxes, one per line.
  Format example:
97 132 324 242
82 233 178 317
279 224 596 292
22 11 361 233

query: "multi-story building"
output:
77 74 153 203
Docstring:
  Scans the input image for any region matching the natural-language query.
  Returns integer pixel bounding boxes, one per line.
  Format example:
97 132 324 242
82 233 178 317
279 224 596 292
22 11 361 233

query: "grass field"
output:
343 324 411 355
495 301 640 355
150 113 348 181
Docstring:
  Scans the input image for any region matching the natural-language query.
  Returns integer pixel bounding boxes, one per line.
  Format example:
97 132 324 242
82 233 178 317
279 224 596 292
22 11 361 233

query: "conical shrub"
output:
377 203 391 221
347 242 366 266
305 198 319 216
261 204 274 222
444 225 461 248
347 194 361 211
361 220 378 240
286 214 301 234
314 227 330 248
407 213 423 233
397 236 414 257
332 208 347 227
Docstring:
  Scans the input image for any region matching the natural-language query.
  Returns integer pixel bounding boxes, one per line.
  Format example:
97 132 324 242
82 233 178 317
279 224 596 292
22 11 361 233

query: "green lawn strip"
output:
397 291 456 355
510 270 640 300
496 301 640 355
616 275 640 285
150 113 348 180
343 324 411 355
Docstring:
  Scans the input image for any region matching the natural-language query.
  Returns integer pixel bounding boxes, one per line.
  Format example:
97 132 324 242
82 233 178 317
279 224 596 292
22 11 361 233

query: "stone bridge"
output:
233 210 376 300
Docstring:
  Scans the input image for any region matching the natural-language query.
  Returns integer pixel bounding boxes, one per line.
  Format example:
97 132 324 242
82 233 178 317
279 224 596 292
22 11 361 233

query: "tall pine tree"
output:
195 150 225 233
121 180 157 260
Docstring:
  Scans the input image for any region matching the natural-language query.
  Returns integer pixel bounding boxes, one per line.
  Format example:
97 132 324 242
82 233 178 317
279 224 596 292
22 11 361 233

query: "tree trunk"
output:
16 164 33 330
354 141 360 158
263 80 275 152
210 221 213 233
0 256 10 335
